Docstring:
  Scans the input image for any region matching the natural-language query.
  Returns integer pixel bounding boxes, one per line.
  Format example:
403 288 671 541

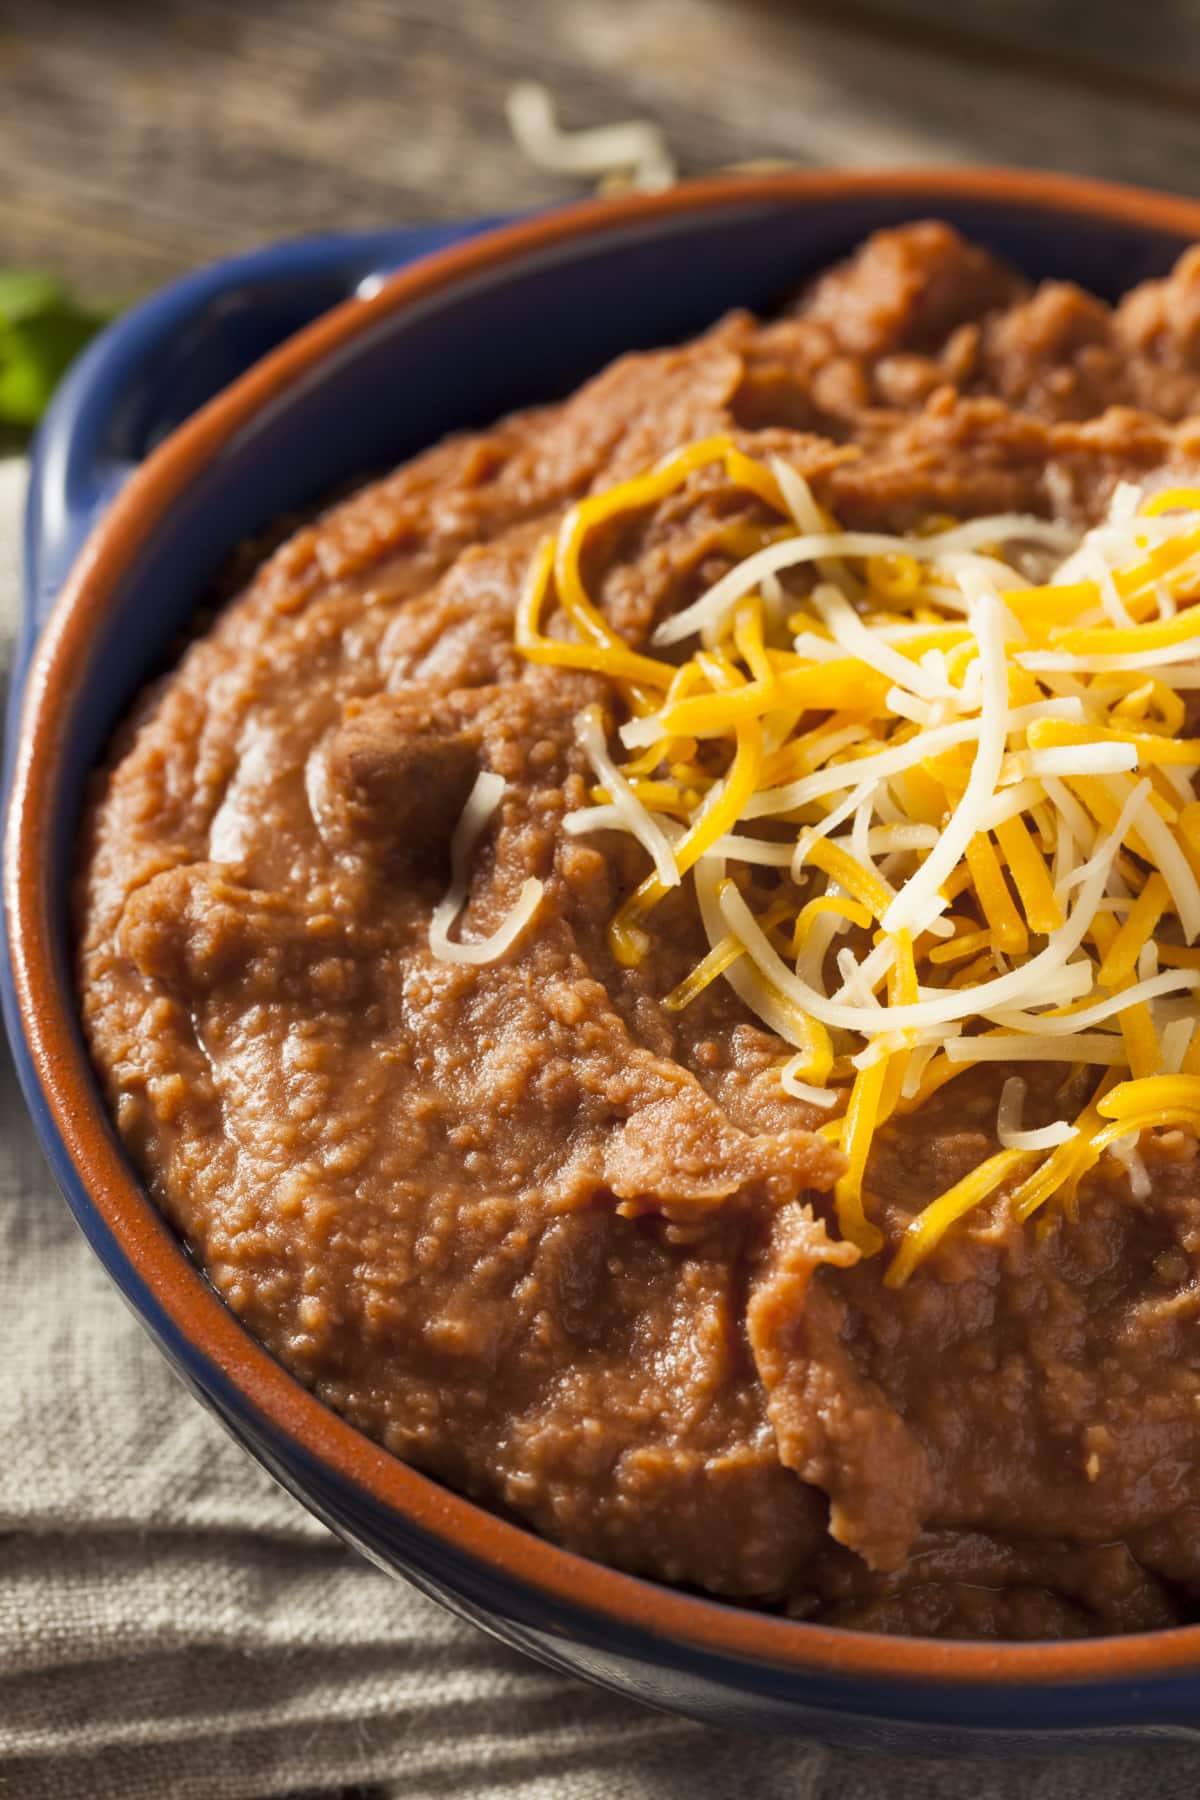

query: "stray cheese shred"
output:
430 772 544 967
513 447 1200 1280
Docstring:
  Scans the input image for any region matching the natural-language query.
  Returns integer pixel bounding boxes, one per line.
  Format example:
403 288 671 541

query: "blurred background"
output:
4 0 1200 302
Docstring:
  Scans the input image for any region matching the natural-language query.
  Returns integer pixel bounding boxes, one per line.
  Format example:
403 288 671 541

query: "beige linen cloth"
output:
2 458 1199 1798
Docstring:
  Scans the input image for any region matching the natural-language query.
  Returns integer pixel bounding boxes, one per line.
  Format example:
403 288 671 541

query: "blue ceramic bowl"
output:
8 171 1200 1754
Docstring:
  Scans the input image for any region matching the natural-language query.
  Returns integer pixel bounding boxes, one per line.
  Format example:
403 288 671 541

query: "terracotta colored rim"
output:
11 167 1200 1690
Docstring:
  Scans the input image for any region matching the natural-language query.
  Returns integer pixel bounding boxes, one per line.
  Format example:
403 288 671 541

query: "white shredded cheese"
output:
881 587 1009 937
944 1034 1124 1065
429 772 544 966
995 1077 1079 1150
1106 1131 1153 1199
654 529 986 648
505 83 676 192
779 1058 839 1107
988 968 1200 1034
720 781 1142 1035
1161 1016 1195 1074
573 706 680 888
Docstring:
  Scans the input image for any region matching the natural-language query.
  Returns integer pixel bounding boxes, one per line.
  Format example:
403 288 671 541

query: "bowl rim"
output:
11 165 1200 1691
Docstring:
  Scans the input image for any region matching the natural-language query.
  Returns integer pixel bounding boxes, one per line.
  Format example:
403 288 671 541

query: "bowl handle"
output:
16 220 498 700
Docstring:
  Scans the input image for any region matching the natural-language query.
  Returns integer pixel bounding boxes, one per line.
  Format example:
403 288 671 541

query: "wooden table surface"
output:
3 0 1200 302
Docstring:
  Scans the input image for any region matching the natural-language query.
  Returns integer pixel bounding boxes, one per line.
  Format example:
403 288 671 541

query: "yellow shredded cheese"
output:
512 438 1200 1278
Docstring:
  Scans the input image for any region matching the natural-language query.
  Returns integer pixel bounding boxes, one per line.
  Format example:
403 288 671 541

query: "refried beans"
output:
77 223 1200 1640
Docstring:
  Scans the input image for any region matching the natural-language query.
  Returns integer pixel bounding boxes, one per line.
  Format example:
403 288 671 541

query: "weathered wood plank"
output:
1 0 1198 299
839 0 1200 99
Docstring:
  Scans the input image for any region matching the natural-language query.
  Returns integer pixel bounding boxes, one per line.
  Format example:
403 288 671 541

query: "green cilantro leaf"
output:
0 272 112 430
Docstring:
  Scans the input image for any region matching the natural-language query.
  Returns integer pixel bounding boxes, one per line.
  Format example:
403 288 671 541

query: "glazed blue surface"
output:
6 192 1200 1752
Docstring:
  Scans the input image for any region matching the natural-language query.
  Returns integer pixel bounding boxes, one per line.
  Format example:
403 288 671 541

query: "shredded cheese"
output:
511 439 1200 1279
569 706 680 889
996 1077 1078 1151
505 83 676 192
430 773 544 966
